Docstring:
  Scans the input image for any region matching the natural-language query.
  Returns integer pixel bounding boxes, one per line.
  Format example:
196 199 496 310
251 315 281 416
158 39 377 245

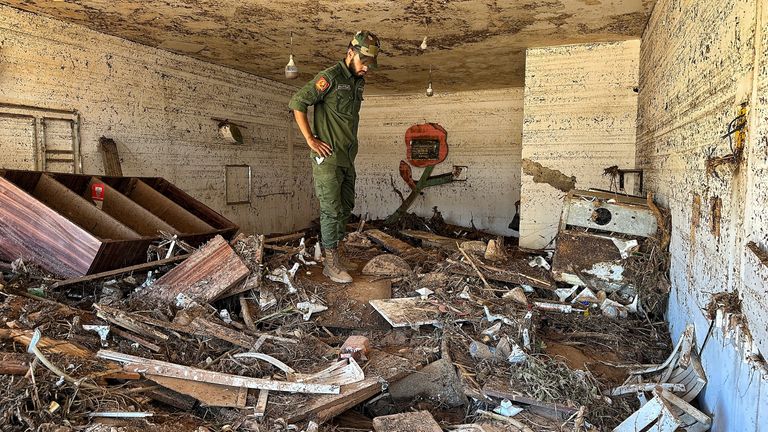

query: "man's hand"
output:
307 136 333 157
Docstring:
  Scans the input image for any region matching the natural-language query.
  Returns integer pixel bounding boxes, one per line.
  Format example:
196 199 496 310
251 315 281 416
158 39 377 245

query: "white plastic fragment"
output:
416 288 434 299
82 325 110 347
219 309 233 324
267 263 301 294
459 286 471 299
296 301 328 320
313 243 323 262
493 399 524 417
507 342 528 364
484 306 514 325
482 322 502 338
259 289 277 311
572 287 600 304
555 285 579 302
611 238 639 259
520 284 535 293
601 299 628 319
528 256 551 270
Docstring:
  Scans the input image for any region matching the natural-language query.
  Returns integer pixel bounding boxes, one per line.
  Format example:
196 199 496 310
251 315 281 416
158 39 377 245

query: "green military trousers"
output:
312 161 356 249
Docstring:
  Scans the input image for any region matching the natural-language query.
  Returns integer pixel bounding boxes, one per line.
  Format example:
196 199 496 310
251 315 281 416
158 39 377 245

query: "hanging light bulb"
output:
420 18 429 50
420 36 428 50
426 66 434 97
285 31 299 79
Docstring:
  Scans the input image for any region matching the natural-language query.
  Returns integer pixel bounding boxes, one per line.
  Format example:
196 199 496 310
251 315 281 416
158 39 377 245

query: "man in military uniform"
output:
288 31 381 283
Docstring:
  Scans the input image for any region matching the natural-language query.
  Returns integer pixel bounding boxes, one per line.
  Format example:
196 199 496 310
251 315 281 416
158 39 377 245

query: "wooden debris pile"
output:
0 208 698 432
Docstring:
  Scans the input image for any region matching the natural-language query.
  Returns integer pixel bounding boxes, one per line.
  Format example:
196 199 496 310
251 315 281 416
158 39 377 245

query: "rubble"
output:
0 202 682 431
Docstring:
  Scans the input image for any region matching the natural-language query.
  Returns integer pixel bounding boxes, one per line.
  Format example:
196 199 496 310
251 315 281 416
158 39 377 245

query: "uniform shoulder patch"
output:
315 76 331 93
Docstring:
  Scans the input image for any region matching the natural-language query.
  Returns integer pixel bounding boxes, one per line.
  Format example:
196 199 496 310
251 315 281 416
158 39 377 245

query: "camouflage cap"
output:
351 30 381 68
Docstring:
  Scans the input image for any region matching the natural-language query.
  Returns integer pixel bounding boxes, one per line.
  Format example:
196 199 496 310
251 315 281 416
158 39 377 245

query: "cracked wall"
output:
637 0 768 429
355 89 523 235
0 5 316 235
519 40 640 248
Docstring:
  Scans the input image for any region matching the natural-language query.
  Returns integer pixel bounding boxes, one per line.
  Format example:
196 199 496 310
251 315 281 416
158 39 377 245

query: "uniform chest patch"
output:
315 77 330 93
337 83 351 90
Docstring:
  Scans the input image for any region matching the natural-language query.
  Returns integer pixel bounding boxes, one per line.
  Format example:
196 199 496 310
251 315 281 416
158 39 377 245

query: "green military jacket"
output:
288 60 365 167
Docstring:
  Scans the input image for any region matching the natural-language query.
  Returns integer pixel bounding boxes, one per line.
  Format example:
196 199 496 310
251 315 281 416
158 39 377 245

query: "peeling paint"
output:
521 159 575 192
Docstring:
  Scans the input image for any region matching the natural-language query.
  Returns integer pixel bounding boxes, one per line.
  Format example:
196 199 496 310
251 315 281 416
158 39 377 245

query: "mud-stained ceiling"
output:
1 0 656 94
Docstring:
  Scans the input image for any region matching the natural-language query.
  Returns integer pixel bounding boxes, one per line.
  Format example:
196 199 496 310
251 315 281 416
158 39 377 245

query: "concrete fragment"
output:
484 239 506 261
372 411 442 432
389 358 467 407
503 286 528 305
339 336 371 362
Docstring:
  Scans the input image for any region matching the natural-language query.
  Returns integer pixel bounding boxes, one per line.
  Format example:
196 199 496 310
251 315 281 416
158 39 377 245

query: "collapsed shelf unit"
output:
0 169 238 277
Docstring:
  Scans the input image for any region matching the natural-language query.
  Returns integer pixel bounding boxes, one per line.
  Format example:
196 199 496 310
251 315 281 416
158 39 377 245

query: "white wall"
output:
519 40 641 249
637 0 768 429
0 5 316 235
355 89 523 235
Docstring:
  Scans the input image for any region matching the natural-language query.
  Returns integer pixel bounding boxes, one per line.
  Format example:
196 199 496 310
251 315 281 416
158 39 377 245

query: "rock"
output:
362 254 411 277
484 239 506 261
503 286 528 305
460 240 487 254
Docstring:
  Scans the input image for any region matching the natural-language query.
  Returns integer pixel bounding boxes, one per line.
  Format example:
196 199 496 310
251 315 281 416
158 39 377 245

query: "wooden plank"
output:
33 173 141 240
483 382 579 422
284 349 411 423
99 137 123 177
372 411 442 432
0 329 91 358
264 231 306 244
187 316 258 349
50 254 189 289
0 176 101 277
364 229 417 255
747 241 768 266
86 177 178 236
400 229 458 251
146 374 248 408
369 297 446 328
145 386 197 410
254 389 269 417
150 235 250 304
0 352 29 375
94 304 170 342
123 179 213 233
97 350 339 394
111 327 162 353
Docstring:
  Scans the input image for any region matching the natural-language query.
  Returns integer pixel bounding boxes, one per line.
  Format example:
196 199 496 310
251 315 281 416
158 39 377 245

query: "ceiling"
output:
2 0 656 94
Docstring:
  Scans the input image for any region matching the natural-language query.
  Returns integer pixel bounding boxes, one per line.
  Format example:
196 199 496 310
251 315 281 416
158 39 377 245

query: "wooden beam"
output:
50 254 189 289
264 231 305 244
0 329 91 358
94 304 170 342
99 137 123 177
110 328 162 353
145 374 248 408
97 350 339 394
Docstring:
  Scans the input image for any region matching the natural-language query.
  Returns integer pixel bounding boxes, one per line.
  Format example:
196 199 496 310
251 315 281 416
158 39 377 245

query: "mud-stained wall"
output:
637 0 767 429
519 40 640 249
0 5 316 235
355 89 523 235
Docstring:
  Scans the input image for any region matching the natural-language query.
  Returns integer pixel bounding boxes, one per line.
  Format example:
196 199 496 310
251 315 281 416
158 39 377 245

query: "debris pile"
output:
0 193 711 431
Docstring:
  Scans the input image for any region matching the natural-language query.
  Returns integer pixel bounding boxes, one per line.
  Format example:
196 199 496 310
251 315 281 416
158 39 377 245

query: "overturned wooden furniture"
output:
0 170 237 277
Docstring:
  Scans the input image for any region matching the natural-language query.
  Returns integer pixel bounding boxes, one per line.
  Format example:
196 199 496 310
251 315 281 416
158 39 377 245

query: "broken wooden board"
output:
372 411 443 432
482 380 579 422
145 374 248 408
400 229 458 251
0 352 29 375
364 229 424 261
99 137 123 177
98 350 338 394
314 275 392 329
284 349 411 423
151 235 250 304
264 231 306 244
187 316 258 349
0 329 91 358
449 261 554 290
94 304 170 342
369 297 450 328
144 385 197 411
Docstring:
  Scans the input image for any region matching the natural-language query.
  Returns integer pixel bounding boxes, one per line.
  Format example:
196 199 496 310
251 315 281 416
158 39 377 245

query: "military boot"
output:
323 248 353 283
337 243 359 271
